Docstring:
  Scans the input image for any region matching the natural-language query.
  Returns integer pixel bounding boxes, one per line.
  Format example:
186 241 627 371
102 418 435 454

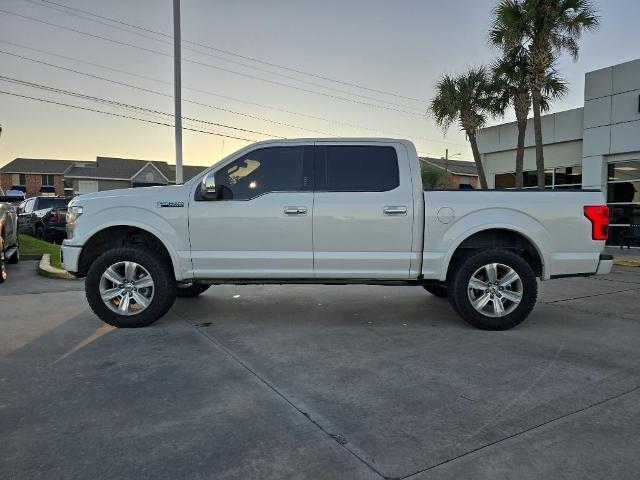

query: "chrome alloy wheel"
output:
99 261 154 316
467 263 523 318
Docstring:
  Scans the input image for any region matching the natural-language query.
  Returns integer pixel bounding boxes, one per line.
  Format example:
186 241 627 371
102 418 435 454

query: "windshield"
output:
37 198 69 210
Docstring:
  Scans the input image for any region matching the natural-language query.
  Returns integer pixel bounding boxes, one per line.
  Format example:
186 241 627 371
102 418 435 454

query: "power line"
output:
0 89 255 142
0 75 284 138
31 0 428 104
0 49 334 137
20 0 424 112
0 8 425 117
0 41 468 148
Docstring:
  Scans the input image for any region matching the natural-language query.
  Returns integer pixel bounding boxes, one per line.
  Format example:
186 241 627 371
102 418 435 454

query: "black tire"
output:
0 236 6 284
35 224 47 242
448 249 537 331
85 247 176 328
423 284 448 298
6 240 19 264
176 283 211 297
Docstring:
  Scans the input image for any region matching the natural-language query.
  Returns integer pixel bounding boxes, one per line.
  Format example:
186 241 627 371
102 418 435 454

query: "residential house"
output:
0 156 207 197
420 157 479 189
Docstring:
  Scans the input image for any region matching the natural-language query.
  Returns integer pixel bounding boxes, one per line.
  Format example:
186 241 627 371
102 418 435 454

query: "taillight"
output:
584 205 609 240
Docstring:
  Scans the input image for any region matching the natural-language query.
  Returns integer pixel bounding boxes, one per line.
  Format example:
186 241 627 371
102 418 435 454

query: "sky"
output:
1 0 639 168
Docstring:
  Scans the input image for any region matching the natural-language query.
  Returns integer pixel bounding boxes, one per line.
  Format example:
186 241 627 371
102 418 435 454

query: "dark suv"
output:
17 196 71 243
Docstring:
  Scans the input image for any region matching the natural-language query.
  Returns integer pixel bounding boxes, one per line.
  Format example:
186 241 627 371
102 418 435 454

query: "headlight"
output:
66 205 83 239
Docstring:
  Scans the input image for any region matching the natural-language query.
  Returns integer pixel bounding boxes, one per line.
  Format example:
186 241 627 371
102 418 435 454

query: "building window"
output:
553 166 582 189
495 166 580 190
41 174 55 186
495 173 516 189
77 180 99 194
11 173 26 186
607 160 640 246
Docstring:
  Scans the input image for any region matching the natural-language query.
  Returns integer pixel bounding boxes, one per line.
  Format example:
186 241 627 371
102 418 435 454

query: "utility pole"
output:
173 0 183 184
444 148 449 174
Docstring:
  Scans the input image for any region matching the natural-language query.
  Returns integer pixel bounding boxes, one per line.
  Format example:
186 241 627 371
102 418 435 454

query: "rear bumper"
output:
550 253 613 279
60 244 82 274
595 253 613 275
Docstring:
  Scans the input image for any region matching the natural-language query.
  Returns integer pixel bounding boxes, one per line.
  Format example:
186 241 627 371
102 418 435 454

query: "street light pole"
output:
173 0 183 184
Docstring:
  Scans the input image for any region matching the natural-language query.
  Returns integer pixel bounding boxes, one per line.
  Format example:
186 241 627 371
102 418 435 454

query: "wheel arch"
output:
443 227 547 281
76 224 182 280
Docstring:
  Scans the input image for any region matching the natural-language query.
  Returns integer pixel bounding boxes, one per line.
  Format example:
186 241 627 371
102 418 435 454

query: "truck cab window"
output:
318 145 399 192
215 146 306 200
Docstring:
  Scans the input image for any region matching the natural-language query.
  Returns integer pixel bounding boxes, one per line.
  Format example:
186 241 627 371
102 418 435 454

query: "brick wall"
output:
0 173 65 197
54 175 65 196
0 173 11 193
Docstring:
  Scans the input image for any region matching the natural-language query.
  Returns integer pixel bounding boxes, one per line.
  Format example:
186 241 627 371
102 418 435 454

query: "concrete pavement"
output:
1 261 639 479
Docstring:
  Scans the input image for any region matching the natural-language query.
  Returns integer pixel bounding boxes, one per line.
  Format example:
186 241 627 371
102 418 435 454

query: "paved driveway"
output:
1 261 639 479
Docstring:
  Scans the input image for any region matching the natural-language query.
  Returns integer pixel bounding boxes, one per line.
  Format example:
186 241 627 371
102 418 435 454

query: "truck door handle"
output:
284 206 307 216
383 206 407 216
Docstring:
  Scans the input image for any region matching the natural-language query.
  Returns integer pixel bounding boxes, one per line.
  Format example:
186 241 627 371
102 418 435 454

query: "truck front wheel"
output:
85 247 176 328
448 249 537 330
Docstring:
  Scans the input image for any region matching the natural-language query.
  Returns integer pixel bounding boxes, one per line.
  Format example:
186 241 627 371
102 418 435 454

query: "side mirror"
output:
202 172 216 194
197 172 221 201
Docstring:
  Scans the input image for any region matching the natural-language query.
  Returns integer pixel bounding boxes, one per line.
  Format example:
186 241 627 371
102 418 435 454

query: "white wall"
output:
582 58 640 189
478 58 640 190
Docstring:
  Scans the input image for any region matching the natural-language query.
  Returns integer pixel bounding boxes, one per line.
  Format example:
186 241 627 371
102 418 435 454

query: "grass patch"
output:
19 234 62 269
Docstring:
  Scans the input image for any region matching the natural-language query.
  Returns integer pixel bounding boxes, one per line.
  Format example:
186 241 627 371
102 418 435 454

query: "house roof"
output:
419 157 478 177
1 156 208 182
0 158 76 174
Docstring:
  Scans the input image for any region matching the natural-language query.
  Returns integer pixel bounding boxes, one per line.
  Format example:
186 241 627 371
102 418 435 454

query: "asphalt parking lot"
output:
1 261 639 480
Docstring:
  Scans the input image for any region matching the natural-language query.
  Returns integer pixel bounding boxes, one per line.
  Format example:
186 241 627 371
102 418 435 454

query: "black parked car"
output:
17 196 70 243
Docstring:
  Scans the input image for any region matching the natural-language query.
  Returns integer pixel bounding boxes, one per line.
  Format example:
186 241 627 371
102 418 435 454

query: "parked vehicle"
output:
0 188 21 283
61 139 612 330
17 196 70 243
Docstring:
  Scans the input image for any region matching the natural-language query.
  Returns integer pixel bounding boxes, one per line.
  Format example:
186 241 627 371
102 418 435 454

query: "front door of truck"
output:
312 143 415 279
189 145 314 279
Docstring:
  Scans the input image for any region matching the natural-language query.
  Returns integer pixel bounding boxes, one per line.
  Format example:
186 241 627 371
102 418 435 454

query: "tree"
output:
491 49 567 188
430 68 492 189
490 0 599 189
421 163 454 189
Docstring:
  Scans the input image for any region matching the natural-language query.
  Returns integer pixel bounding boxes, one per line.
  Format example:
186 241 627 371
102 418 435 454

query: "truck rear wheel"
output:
86 247 176 328
448 249 537 330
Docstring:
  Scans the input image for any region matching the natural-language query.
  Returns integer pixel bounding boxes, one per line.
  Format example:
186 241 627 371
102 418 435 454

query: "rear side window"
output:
317 145 399 192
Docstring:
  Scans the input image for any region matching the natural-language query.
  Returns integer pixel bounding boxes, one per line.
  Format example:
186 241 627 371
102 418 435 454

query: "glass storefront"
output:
607 161 640 247
495 166 582 190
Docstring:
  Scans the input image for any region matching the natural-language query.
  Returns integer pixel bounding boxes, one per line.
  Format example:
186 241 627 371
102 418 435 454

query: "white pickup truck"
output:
61 139 612 330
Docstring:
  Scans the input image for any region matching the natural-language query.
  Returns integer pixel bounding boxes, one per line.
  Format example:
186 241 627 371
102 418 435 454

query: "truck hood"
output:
72 184 189 204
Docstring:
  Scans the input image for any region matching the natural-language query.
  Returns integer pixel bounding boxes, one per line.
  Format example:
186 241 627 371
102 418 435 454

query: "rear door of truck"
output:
312 142 415 279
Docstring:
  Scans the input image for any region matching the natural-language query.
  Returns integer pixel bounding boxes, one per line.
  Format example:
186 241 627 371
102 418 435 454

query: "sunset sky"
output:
1 0 639 168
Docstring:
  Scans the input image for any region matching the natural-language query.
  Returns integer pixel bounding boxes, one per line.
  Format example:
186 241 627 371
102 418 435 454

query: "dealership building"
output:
477 57 640 247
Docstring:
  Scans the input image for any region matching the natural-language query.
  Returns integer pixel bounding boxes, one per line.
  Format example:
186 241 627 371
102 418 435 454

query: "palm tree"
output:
491 50 567 188
490 0 599 189
430 68 492 189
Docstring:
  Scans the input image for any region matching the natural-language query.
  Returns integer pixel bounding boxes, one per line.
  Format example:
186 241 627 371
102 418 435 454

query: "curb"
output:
613 259 640 267
38 253 76 280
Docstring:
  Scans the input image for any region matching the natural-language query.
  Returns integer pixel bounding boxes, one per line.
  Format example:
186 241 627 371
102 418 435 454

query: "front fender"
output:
74 206 190 281
435 208 552 281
